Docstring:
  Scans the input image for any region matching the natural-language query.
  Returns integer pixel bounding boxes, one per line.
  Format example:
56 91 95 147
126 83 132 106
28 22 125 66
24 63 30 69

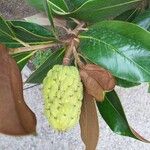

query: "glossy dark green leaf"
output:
65 0 88 10
0 32 21 48
0 16 15 36
27 0 141 23
97 90 149 142
115 8 141 22
49 0 69 12
80 21 150 83
116 77 140 88
55 0 141 23
9 21 55 44
26 49 65 83
32 49 52 69
10 21 54 38
0 16 21 47
133 9 150 31
0 17 55 47
27 0 68 12
12 52 34 70
45 0 56 36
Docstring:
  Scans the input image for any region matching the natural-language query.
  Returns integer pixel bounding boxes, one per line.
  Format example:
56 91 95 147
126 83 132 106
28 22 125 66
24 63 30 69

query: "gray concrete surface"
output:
0 1 150 149
0 0 36 19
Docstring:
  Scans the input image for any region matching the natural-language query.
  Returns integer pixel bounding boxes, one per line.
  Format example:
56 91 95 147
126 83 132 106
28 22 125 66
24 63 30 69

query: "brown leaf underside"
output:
80 70 105 100
80 64 116 101
84 64 115 91
80 92 99 150
0 44 36 135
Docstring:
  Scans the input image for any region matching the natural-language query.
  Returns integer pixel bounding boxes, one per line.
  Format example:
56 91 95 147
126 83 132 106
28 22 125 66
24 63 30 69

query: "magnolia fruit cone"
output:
43 65 83 131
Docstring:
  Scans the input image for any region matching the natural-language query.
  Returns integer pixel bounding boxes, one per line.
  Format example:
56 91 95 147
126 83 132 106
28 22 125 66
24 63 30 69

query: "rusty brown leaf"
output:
80 92 99 150
80 70 105 101
0 44 37 135
84 64 116 91
79 64 115 101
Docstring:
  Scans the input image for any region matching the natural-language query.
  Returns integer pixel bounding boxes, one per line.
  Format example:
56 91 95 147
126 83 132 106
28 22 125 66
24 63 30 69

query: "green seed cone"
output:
43 65 83 131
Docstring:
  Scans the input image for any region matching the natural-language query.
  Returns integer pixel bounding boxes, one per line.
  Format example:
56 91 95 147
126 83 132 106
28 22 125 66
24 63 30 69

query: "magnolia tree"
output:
0 0 150 149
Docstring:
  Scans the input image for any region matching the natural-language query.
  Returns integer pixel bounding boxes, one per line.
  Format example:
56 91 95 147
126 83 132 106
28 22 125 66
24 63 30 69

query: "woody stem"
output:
72 47 84 68
62 21 86 65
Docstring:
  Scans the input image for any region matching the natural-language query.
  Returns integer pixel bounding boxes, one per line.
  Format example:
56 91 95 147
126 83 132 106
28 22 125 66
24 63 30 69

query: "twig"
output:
63 39 75 65
72 46 84 68
62 20 87 65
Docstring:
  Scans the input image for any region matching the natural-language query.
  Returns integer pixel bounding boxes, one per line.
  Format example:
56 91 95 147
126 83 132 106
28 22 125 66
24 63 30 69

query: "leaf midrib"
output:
12 25 52 40
0 16 16 37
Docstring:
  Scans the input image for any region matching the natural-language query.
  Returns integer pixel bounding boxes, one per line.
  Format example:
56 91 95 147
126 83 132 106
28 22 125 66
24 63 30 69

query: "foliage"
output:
32 49 52 69
0 0 150 149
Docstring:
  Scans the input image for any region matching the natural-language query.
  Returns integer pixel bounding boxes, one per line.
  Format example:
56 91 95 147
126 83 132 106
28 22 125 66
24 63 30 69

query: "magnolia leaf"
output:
83 64 115 91
12 51 35 70
80 21 150 83
26 0 68 12
45 0 56 36
0 16 55 48
80 64 115 101
32 49 52 69
54 0 141 23
0 16 21 47
133 9 150 31
0 15 15 36
0 44 36 135
97 90 150 142
80 69 105 101
10 21 54 38
48 0 69 12
115 8 141 21
26 49 65 83
80 92 99 150
9 21 55 44
116 77 140 88
27 0 140 23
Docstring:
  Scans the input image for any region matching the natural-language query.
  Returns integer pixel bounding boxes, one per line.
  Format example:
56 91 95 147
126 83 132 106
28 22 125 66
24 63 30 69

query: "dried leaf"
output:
84 64 115 91
80 92 99 150
0 44 36 135
79 64 115 101
80 70 105 101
